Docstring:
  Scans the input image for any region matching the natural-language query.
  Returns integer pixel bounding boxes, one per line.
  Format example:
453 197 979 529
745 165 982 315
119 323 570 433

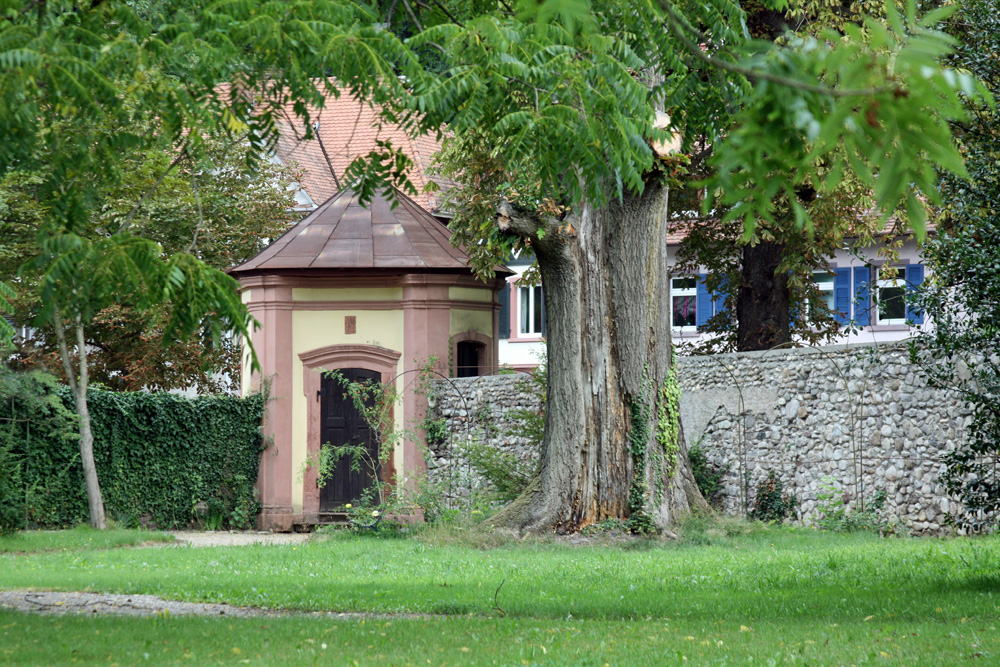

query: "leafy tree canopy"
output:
917 0 1000 531
0 0 988 529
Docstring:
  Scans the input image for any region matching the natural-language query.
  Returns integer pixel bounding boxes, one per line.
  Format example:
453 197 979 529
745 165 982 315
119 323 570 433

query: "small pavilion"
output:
231 188 509 530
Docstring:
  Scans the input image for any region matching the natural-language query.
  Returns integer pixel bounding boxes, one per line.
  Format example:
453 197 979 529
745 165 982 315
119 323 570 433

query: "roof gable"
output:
231 188 470 275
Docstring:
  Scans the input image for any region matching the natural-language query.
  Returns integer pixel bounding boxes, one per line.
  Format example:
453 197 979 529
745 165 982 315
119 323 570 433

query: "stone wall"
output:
426 374 542 503
678 343 968 534
428 344 970 534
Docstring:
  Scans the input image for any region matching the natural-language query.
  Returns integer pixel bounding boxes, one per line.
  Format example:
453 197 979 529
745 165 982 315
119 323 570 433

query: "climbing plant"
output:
0 366 266 530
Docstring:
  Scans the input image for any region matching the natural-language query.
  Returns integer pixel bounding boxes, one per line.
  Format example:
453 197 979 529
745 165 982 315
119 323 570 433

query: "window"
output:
810 271 836 322
671 277 697 330
519 285 544 336
874 268 907 325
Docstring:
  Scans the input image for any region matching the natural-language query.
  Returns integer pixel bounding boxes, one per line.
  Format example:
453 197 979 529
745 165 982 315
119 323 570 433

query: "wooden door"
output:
319 368 381 511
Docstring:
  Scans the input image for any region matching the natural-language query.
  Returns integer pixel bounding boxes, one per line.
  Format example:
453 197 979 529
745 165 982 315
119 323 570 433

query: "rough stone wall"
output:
428 344 970 534
676 343 970 535
426 374 542 503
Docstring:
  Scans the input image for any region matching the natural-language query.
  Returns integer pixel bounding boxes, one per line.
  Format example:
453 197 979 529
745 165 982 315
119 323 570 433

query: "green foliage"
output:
0 440 24 536
509 360 547 449
814 478 893 534
423 418 449 447
749 471 798 522
702 2 988 240
626 396 655 534
0 368 79 530
580 518 631 536
0 280 13 351
460 441 535 505
2 132 300 392
0 367 264 529
656 369 681 481
688 444 729 508
915 0 1000 534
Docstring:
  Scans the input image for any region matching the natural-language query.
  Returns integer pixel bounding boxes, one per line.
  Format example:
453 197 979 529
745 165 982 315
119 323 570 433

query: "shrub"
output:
688 444 728 507
0 366 265 529
460 440 534 505
815 478 894 534
749 471 798 522
0 441 25 536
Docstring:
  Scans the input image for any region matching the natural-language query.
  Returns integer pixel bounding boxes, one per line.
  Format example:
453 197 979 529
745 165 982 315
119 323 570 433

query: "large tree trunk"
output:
493 182 707 533
736 240 790 352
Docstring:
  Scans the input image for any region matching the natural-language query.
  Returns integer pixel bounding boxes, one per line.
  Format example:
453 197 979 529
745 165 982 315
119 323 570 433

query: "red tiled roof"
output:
231 188 472 275
273 90 449 212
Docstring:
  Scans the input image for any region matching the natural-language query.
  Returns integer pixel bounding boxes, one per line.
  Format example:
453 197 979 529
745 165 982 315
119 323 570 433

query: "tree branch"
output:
657 0 898 99
496 201 559 240
187 168 205 254
52 305 79 397
400 0 424 33
116 141 189 234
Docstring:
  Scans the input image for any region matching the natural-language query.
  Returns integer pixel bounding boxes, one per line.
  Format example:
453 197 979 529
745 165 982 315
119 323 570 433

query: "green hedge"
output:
0 369 265 529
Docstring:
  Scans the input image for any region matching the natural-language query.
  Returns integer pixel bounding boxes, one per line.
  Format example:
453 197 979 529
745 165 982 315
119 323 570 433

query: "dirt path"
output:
167 531 313 548
0 531 387 619
0 590 441 620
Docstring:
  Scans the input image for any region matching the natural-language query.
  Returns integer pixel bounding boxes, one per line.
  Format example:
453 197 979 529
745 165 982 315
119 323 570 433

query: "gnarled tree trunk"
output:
493 182 707 533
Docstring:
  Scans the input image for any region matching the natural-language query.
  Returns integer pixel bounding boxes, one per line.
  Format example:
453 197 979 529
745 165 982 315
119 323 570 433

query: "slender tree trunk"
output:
492 182 707 532
736 240 790 352
55 313 106 529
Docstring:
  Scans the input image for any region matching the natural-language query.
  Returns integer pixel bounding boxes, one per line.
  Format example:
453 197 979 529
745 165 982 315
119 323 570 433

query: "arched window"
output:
456 340 485 377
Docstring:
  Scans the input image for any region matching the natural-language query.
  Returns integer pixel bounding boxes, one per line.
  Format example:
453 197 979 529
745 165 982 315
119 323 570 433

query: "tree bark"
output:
736 240 790 352
492 182 707 532
55 313 107 529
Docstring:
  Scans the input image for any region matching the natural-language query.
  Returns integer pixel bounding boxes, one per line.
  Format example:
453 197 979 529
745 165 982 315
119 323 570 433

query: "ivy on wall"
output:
0 368 265 529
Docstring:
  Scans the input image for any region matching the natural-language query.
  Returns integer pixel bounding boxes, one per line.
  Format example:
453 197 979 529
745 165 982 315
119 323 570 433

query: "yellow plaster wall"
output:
290 307 405 514
450 309 493 337
448 286 493 303
239 288 254 398
293 287 402 301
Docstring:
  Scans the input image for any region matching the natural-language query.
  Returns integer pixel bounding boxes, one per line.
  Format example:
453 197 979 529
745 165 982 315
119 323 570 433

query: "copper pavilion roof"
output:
231 188 474 276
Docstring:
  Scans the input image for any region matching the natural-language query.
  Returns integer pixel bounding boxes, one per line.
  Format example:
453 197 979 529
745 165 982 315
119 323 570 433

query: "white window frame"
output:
670 276 698 332
810 271 836 322
519 284 544 336
874 268 907 326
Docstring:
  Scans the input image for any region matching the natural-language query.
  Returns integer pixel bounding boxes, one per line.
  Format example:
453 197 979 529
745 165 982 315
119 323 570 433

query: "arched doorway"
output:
299 344 402 521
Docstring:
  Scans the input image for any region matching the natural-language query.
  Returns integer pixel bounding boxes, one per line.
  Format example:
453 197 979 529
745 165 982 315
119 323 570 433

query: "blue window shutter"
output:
834 268 851 325
696 273 712 328
906 264 925 325
854 266 871 326
498 282 510 339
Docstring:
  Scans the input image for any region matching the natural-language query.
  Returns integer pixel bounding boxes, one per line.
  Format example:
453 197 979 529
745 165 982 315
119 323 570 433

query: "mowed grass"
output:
1 522 999 664
0 524 174 554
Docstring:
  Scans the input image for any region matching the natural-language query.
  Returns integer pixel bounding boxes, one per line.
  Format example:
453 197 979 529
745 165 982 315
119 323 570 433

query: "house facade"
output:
497 234 929 369
666 235 928 350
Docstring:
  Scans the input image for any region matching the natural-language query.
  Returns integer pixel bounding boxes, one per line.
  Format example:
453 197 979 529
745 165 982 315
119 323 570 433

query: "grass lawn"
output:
1 521 998 665
0 525 174 554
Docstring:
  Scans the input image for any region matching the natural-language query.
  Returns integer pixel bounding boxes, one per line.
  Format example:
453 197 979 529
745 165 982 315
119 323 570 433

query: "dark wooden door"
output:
319 368 381 511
